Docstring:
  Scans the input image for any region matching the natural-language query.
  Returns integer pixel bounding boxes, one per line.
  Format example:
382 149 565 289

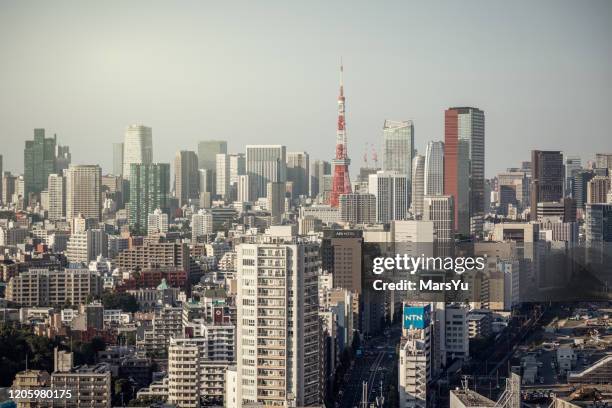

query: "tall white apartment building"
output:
123 125 153 177
66 165 101 221
192 210 213 241
236 241 321 407
147 208 168 235
66 229 108 264
368 170 409 223
168 323 236 408
47 173 66 221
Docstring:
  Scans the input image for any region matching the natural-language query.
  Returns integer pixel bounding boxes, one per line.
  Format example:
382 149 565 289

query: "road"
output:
336 325 401 408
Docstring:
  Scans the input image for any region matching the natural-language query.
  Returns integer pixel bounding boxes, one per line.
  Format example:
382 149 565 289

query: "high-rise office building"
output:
444 107 485 235
585 203 612 244
573 170 595 209
266 181 286 225
66 165 102 221
587 176 611 204
310 160 331 198
422 195 454 256
497 171 529 214
2 173 17 205
236 242 321 407
286 151 310 198
237 174 253 203
530 150 564 219
24 128 57 204
55 144 71 174
595 153 612 173
565 155 582 197
128 163 170 233
174 150 199 206
383 120 414 178
123 125 153 178
112 142 124 176
47 174 66 221
368 170 409 223
424 141 444 196
339 193 376 224
229 153 246 185
411 155 425 218
215 153 231 200
245 145 286 199
197 140 227 171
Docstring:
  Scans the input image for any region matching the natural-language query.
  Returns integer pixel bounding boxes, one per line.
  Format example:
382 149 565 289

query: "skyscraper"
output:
0 155 2 204
229 153 245 185
424 141 444 196
565 155 582 197
266 181 286 225
112 142 124 176
369 170 409 223
237 174 253 203
595 153 612 173
24 128 57 204
66 165 102 221
286 151 310 198
123 125 153 178
411 155 425 218
573 170 595 209
236 242 321 407
215 153 230 200
587 176 611 204
444 107 485 235
330 63 352 207
530 150 564 218
383 120 414 178
245 145 286 199
197 140 227 171
310 160 331 198
47 173 66 221
422 195 454 256
339 193 376 224
55 144 71 174
174 150 199 206
128 163 170 233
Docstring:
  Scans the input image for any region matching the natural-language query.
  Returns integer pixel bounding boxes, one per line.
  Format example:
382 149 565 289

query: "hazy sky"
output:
1 1 611 177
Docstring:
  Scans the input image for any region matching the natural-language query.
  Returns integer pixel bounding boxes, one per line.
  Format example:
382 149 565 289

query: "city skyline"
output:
1 1 611 177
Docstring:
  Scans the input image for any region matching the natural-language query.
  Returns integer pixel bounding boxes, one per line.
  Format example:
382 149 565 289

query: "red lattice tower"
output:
330 62 352 207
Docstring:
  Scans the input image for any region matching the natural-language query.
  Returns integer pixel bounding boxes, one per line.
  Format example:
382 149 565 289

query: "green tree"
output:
101 292 139 313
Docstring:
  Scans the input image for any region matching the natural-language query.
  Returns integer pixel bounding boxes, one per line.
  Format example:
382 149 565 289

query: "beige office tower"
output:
236 241 321 407
422 195 454 257
66 165 102 221
587 176 611 204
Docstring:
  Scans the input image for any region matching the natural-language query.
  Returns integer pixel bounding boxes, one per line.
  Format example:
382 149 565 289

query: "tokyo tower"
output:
330 62 352 207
